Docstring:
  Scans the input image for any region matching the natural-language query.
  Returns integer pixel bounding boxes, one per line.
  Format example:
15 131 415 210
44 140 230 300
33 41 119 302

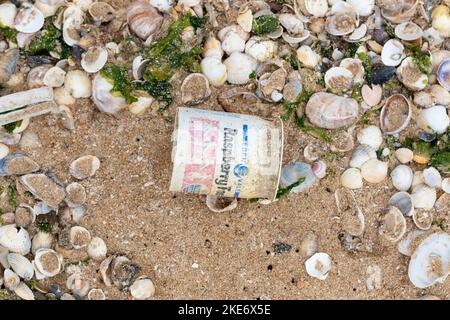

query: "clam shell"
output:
223 52 257 85
305 92 359 129
305 253 331 280
423 167 442 188
205 196 237 213
390 165 413 191
14 205 35 228
88 1 116 23
416 105 449 134
379 206 407 243
31 231 53 255
311 160 326 180
87 237 108 261
349 144 376 169
4 269 20 290
69 226 91 249
81 46 108 73
324 67 354 92
88 288 106 300
340 58 365 84
65 182 86 207
346 24 368 42
69 155 100 180
130 277 155 300
395 22 423 41
14 282 35 300
279 13 304 34
361 159 388 184
379 94 411 135
430 84 450 106
395 148 413 164
181 73 211 105
408 232 450 288
237 8 253 33
340 168 363 189
411 184 436 209
27 65 52 89
14 4 45 34
347 0 374 17
201 57 227 87
412 209 434 231
389 191 414 217
245 37 277 62
381 0 418 24
0 225 31 255
304 0 328 17
92 73 127 114
19 173 66 209
326 13 356 36
296 45 321 69
132 56 149 80
396 57 428 91
381 39 405 67
43 66 66 88
330 130 354 153
64 70 92 98
34 248 63 277
432 5 450 38
126 0 163 40
398 230 426 256
0 3 17 28
7 253 34 280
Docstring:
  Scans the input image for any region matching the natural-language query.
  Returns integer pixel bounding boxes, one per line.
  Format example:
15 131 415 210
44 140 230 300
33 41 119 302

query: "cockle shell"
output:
389 191 414 217
305 92 359 129
33 248 63 277
416 105 449 134
305 252 331 280
357 125 382 150
340 168 363 189
380 94 411 135
390 165 413 191
411 184 436 209
127 0 163 40
130 276 155 300
349 144 377 169
92 74 127 114
379 206 407 243
381 39 405 67
7 253 34 280
223 52 257 85
0 225 31 255
221 29 246 55
14 4 45 34
201 57 227 87
31 231 53 255
361 159 388 184
203 35 223 60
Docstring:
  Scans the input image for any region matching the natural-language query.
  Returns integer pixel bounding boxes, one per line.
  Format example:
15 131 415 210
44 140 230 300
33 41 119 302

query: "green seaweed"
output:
7 184 16 210
0 23 18 43
36 221 53 233
357 52 373 83
2 120 21 133
252 15 280 35
134 79 173 105
100 64 138 104
276 177 306 199
281 89 314 120
405 44 431 75
296 115 333 143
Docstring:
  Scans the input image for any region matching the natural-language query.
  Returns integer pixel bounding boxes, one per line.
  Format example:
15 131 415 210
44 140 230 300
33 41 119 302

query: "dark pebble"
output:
273 242 292 254
369 64 396 85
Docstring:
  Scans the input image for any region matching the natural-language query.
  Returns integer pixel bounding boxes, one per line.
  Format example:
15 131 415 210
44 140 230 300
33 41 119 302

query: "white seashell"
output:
305 252 331 280
31 231 53 255
130 277 155 300
14 282 34 300
296 45 321 69
361 84 382 106
245 37 277 62
126 0 163 40
408 232 450 288
413 91 435 108
411 171 425 189
35 0 63 18
442 178 450 194
347 0 374 16
131 56 149 80
381 39 405 67
431 5 450 38
69 226 91 249
7 253 34 280
181 73 211 105
64 70 92 98
149 0 173 12
34 248 63 277
398 230 426 256
326 13 356 36
346 24 368 42
81 46 108 73
0 143 9 160
390 165 413 191
99 255 113 286
361 159 388 184
380 94 411 135
54 87 76 105
304 0 328 17
430 85 450 106
279 162 317 193
129 95 154 115
395 22 423 41
0 3 18 28
379 206 407 243
416 105 449 134
395 148 413 164
92 73 127 114
324 67 354 92
412 209 433 231
43 66 66 88
349 144 376 169
311 160 326 180
357 125 382 150
27 65 52 89
218 25 249 42
340 58 364 84
87 237 107 261
14 205 35 228
201 57 227 87
237 8 253 33
221 31 246 55
0 225 31 255
203 36 223 60
205 196 237 213
66 273 90 297
279 14 304 34
70 155 100 180
281 30 311 46
33 201 52 216
340 168 363 189
303 143 320 162
88 288 106 300
223 52 257 85
411 184 436 209
0 245 9 268
4 269 20 290
65 182 86 208
396 57 428 91
14 4 44 34
389 191 414 217
423 167 442 189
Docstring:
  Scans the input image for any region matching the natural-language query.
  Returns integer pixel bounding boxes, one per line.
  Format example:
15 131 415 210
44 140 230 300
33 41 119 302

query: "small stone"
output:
365 265 382 290
65 182 87 207
0 153 40 176
19 174 66 209
69 155 100 180
273 242 292 254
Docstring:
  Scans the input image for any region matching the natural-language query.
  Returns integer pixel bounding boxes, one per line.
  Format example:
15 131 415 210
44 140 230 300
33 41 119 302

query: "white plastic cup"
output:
170 107 284 200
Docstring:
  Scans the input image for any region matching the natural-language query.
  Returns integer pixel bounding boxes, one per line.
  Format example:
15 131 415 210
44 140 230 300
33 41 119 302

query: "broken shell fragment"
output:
19 173 66 209
33 248 63 277
67 272 90 297
69 226 91 249
380 94 411 135
390 165 413 191
81 46 108 73
130 277 155 300
305 253 331 280
70 155 100 180
0 225 31 255
237 8 253 33
245 37 277 62
111 255 141 290
361 159 388 184
398 230 426 256
335 188 365 237
361 84 382 106
181 73 211 105
379 206 407 243
412 209 433 231
4 269 20 290
389 191 414 217
279 162 317 193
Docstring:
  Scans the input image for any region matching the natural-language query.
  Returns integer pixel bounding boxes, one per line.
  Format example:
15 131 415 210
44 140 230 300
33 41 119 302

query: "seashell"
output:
69 155 100 180
81 46 108 73
65 182 86 208
347 0 374 17
130 276 155 300
303 0 328 17
43 66 66 88
181 73 211 105
237 8 253 33
1 212 15 225
132 56 149 80
379 94 411 135
88 288 106 300
379 206 407 243
129 94 154 115
203 35 223 60
413 91 435 108
422 167 442 189
256 69 286 102
14 282 34 300
412 209 434 231
14 205 35 228
305 92 359 129
416 105 449 134
31 231 53 255
200 57 227 87
395 22 423 41
223 52 257 85
0 143 9 160
325 13 356 36
408 232 450 288
303 143 321 162
434 193 449 212
369 64 396 85
4 269 20 290
0 245 10 268
381 39 405 67
390 165 413 191
7 253 34 280
396 57 428 91
283 72 303 103
361 159 388 184
0 152 40 176
281 30 311 46
87 237 107 261
335 188 365 236
349 144 376 169
279 162 317 193
66 273 90 297
33 201 52 216
126 0 163 40
411 184 436 209
398 230 426 256
27 65 52 89
330 129 354 153
431 5 450 38
340 58 364 84
112 255 141 290
361 84 382 107
245 37 277 62
324 67 354 92
64 70 92 98
0 3 17 28
437 58 450 91
205 196 237 213
299 232 318 258
99 255 113 286
430 85 450 105
346 24 368 42
305 252 331 280
19 173 65 209
381 0 418 24
296 45 321 69
389 191 414 217
35 0 64 18
34 248 63 277
218 25 249 42
442 178 450 194
311 160 326 180
357 126 382 150
88 2 116 23
0 49 19 85
69 226 91 249
279 13 304 34
0 225 31 255
221 30 246 55
340 168 363 189
54 87 76 105
92 73 127 114
365 264 382 290
14 4 44 34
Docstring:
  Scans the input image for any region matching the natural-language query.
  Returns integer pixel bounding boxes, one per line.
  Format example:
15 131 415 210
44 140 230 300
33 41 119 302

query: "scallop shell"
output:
361 159 388 184
7 253 34 280
69 155 100 180
412 209 434 231
305 252 331 280
126 0 163 40
422 167 442 188
130 277 155 300
408 232 450 288
305 92 359 129
14 4 45 34
87 237 108 261
381 39 405 67
0 225 31 255
379 206 407 243
390 165 413 191
181 73 211 105
81 46 108 73
14 282 34 300
396 57 428 91
411 184 436 209
340 168 363 189
324 67 354 92
4 269 20 290
349 144 377 169
33 248 63 277
205 196 237 213
379 94 411 135
416 105 449 134
223 52 257 85
389 191 414 217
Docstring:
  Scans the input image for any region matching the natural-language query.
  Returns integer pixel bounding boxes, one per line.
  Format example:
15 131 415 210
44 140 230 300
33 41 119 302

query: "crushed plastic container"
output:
170 107 284 200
